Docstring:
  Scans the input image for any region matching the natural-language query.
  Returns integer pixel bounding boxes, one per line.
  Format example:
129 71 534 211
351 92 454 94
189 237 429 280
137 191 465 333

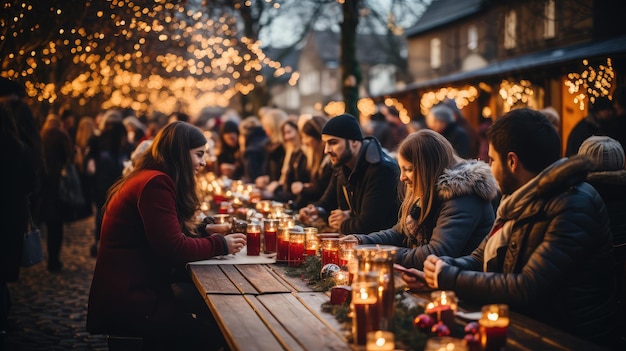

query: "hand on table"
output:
224 233 247 255
328 209 349 230
423 254 445 289
298 204 319 223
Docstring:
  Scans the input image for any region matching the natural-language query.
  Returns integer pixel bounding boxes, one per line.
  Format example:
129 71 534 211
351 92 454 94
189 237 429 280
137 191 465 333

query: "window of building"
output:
504 10 517 49
544 0 556 39
299 71 319 96
430 37 441 69
468 25 478 51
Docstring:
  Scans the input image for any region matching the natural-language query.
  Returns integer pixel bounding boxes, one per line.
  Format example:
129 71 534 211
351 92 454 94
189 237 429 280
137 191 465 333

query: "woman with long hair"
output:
87 122 246 350
344 129 498 269
270 119 309 202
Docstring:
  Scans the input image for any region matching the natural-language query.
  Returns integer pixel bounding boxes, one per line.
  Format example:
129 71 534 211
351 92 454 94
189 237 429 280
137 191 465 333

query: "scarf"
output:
483 171 542 271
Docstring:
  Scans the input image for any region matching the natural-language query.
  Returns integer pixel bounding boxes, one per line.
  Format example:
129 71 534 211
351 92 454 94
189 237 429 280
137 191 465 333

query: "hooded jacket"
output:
356 160 498 270
315 137 400 234
436 157 617 348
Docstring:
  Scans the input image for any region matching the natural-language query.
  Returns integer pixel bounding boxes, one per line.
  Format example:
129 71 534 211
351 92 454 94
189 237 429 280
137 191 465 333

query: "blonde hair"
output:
75 116 96 149
260 108 288 144
397 129 461 233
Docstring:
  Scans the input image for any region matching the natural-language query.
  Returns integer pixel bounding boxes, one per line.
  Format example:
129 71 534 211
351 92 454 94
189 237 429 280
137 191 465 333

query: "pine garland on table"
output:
284 256 431 350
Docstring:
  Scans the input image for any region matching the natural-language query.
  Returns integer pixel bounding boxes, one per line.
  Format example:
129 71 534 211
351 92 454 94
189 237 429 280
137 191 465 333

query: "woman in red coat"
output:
87 122 246 350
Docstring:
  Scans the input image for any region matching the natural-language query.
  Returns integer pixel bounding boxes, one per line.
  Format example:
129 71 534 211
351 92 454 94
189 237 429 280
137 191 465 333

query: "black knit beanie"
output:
321 113 363 141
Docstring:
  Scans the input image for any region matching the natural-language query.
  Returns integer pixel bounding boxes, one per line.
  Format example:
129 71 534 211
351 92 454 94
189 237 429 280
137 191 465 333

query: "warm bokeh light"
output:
0 0 292 117
565 58 614 110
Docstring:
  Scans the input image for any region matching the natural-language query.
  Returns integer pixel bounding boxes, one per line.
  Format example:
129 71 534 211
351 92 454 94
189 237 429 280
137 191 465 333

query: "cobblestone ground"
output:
5 215 108 351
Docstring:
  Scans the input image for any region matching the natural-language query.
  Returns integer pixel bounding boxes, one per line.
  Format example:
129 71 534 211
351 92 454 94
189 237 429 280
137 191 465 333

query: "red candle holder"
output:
246 222 261 256
479 304 509 351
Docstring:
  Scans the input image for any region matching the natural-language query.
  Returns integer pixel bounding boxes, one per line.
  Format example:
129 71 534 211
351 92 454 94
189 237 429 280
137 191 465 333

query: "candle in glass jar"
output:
276 227 290 262
246 222 261 256
263 219 278 253
366 330 395 351
288 227 305 267
427 290 458 329
352 282 380 346
304 227 319 256
321 238 340 266
479 304 509 351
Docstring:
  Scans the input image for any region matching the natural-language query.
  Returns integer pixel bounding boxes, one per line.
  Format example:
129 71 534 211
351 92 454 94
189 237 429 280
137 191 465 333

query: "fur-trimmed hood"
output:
586 168 626 185
437 160 499 202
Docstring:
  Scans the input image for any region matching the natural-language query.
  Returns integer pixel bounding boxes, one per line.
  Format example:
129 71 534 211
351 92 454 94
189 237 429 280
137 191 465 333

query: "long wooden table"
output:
189 263 608 351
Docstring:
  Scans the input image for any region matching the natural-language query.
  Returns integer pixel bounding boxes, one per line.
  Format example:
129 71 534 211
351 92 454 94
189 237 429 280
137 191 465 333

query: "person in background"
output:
59 108 78 144
270 120 309 203
540 106 560 131
405 108 618 349
73 116 98 220
0 90 39 345
364 111 394 152
442 99 479 158
256 108 288 189
167 111 190 124
343 129 498 269
380 105 408 152
87 122 246 350
610 85 626 150
40 114 73 272
216 119 242 179
425 103 471 159
122 116 146 152
89 112 130 257
238 116 268 183
291 115 333 209
298 114 400 234
577 135 626 333
565 96 617 156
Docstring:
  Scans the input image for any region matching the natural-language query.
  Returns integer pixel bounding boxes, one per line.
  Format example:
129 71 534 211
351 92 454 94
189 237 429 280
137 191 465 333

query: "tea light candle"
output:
427 290 457 329
366 330 394 351
479 304 509 351
304 227 319 256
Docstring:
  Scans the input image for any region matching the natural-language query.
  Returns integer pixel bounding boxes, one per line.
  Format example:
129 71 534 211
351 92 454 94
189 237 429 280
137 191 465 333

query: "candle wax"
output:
246 231 261 256
263 230 277 253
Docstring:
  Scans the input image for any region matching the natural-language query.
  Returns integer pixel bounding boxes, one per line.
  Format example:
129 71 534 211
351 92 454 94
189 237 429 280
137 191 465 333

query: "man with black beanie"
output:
298 114 400 234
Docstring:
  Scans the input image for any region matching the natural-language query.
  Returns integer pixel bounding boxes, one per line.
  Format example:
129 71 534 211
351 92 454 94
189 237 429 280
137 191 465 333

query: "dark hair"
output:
105 122 207 233
487 108 561 174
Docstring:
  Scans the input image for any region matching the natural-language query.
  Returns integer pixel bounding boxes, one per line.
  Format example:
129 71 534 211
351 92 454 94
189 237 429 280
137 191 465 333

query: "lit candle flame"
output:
488 312 499 321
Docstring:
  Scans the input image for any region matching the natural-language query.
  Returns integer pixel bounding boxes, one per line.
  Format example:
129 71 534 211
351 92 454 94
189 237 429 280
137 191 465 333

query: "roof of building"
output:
400 34 626 91
311 30 402 67
405 0 485 37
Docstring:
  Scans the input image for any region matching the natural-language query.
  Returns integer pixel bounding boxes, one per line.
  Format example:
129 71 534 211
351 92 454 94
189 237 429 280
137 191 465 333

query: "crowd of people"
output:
2 73 626 350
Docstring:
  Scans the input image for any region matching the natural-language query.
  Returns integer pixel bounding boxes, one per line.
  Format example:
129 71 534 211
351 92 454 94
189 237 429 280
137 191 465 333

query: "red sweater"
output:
87 169 225 335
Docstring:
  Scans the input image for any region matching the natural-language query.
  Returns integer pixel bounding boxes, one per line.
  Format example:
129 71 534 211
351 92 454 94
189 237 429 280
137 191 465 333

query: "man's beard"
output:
335 143 353 166
499 165 521 196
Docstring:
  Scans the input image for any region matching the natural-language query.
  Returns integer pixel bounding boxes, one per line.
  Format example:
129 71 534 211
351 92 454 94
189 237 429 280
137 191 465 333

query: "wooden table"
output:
189 263 608 351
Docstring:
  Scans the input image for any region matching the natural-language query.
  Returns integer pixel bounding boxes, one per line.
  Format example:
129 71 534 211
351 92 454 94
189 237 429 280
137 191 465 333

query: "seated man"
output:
298 114 400 234
404 108 618 348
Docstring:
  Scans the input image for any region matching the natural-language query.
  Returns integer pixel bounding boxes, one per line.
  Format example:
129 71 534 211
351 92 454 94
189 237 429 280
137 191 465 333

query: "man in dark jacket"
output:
298 114 400 234
406 108 619 349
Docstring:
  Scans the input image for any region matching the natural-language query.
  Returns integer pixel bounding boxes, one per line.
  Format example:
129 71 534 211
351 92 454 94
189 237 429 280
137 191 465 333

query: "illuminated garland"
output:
565 58 614 110
0 0 291 116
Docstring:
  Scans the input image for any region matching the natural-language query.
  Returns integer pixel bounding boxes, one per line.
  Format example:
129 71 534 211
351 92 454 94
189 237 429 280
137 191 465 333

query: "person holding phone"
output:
343 129 498 270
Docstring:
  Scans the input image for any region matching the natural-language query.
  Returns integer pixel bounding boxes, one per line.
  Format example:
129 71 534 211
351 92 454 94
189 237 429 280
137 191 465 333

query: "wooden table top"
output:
189 263 607 351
